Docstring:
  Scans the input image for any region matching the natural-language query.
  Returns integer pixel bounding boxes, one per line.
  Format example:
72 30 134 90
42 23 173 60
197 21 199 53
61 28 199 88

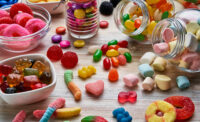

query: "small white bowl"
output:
0 54 56 105
26 0 65 14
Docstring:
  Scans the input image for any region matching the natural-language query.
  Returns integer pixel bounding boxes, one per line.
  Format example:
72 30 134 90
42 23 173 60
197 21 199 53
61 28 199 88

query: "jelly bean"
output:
56 26 66 35
123 74 139 87
140 52 156 64
111 57 119 67
123 14 130 23
152 57 167 71
74 9 85 19
142 77 155 91
146 0 160 5
131 34 145 41
93 49 102 62
101 44 109 54
153 42 169 54
108 39 118 46
108 68 118 82
186 22 200 34
176 76 190 90
155 75 171 90
103 57 111 70
88 45 100 54
124 20 135 31
123 52 132 62
161 11 169 19
118 40 128 48
108 45 119 50
60 40 71 48
118 48 130 55
100 20 109 28
134 18 142 29
73 40 85 48
147 21 157 34
52 35 62 43
138 64 154 78
118 91 137 104
118 55 127 65
106 49 119 57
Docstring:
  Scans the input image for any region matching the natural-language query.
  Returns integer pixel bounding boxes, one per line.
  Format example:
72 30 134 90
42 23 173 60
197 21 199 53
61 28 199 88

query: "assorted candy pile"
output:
0 0 18 8
0 58 52 94
0 3 46 37
122 0 173 42
28 0 60 3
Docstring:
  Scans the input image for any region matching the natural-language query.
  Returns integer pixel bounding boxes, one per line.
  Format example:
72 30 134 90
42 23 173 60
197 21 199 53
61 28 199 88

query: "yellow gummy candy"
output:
87 65 96 74
86 68 93 77
124 20 135 31
146 0 160 5
147 21 157 35
56 107 81 119
106 49 119 57
78 69 88 79
74 9 85 19
28 0 41 3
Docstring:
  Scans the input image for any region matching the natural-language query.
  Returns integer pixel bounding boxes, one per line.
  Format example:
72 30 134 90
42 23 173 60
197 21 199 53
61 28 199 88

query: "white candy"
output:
131 15 138 21
155 75 171 90
88 45 100 54
118 48 130 55
142 77 155 91
154 9 162 21
184 32 198 52
186 22 200 34
140 52 156 64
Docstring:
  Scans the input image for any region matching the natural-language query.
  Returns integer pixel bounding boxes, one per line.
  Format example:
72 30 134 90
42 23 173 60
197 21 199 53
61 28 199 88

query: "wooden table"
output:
0 1 200 122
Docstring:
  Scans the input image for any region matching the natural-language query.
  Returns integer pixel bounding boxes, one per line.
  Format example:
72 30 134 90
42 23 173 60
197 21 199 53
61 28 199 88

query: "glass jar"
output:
66 0 99 39
152 9 200 73
114 0 174 44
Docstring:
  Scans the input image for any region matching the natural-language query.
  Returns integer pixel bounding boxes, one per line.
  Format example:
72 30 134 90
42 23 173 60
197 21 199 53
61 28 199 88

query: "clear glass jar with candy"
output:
66 0 99 39
152 9 200 73
114 0 174 44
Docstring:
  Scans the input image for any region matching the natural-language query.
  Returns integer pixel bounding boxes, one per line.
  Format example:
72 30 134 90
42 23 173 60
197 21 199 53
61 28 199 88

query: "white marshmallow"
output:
155 75 171 91
142 77 155 91
140 52 156 64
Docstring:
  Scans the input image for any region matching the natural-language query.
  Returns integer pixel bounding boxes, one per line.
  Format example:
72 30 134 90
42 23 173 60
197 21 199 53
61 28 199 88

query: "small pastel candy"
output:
142 77 155 91
118 55 127 65
93 49 102 62
190 59 200 70
118 48 130 55
88 45 101 54
74 40 85 48
152 57 167 72
138 64 154 78
162 28 174 43
60 40 71 48
184 32 198 52
181 52 199 64
186 22 200 34
52 35 62 43
153 42 169 54
123 74 139 87
176 76 190 90
155 75 171 90
85 80 104 96
139 52 156 64
169 40 177 53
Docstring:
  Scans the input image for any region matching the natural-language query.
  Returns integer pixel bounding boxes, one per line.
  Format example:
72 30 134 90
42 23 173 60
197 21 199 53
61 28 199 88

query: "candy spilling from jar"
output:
122 0 173 42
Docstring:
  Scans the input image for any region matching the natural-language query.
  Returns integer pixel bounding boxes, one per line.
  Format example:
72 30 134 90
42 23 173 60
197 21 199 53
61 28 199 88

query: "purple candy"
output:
83 2 92 8
72 3 82 10
51 35 62 43
59 40 71 48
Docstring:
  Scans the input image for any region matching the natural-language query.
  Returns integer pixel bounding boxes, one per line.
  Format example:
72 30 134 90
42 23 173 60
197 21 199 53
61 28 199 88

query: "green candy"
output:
123 14 130 23
93 49 102 62
64 70 73 84
185 0 197 3
131 34 145 41
23 68 39 76
81 116 95 122
124 52 132 62
86 13 93 18
108 39 118 46
161 11 169 20
64 121 70 122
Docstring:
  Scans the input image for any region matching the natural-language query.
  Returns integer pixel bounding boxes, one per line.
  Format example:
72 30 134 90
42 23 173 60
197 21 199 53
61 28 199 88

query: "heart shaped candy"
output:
85 80 104 96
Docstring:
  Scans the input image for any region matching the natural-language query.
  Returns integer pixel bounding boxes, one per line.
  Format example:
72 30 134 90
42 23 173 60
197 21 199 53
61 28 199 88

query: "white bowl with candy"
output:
0 54 56 105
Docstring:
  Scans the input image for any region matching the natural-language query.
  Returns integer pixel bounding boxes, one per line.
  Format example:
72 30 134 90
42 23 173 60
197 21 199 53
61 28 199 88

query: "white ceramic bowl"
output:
0 54 56 105
0 0 22 10
26 0 65 14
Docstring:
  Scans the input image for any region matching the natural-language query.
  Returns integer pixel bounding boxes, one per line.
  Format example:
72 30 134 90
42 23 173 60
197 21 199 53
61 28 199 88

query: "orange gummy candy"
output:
108 68 119 82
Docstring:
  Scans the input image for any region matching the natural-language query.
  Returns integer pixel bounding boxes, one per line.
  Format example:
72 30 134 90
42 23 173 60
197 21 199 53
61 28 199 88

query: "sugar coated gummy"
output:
25 18 46 33
61 51 78 69
81 116 108 122
118 91 137 104
10 3 33 18
47 45 63 61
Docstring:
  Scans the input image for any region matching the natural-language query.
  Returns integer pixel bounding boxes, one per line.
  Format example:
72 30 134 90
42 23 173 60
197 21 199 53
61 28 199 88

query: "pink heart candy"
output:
85 80 104 96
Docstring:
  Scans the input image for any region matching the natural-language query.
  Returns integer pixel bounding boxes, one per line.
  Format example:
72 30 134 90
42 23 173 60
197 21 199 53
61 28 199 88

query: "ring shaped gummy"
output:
164 96 195 120
145 100 176 122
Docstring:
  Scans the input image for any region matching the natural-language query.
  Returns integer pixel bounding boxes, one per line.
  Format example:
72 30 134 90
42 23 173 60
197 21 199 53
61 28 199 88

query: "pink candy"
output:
0 24 9 35
3 24 30 37
0 10 9 18
123 74 139 87
33 110 56 119
59 40 71 48
118 55 127 65
118 91 137 104
49 98 66 109
12 110 26 122
25 18 46 33
153 42 169 54
14 13 33 27
85 80 104 96
181 52 199 64
190 60 200 70
162 28 174 43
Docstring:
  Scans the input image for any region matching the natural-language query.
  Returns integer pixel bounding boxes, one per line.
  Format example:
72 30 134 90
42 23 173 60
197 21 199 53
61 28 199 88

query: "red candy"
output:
31 83 46 90
47 45 63 61
0 17 13 24
0 64 13 76
23 75 40 87
108 68 119 82
12 110 26 122
118 55 126 65
14 13 33 27
118 40 128 48
100 21 109 28
0 81 9 92
118 91 137 104
164 96 195 120
103 57 111 70
10 3 33 18
61 51 78 69
108 45 120 50
101 44 109 54
134 19 142 29
56 26 66 35
111 57 119 67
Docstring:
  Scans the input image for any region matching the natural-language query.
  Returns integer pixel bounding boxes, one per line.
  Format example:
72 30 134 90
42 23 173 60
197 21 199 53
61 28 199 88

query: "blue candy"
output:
113 107 125 117
138 64 154 78
117 114 125 121
176 76 190 89
123 111 129 117
121 116 132 122
113 108 132 122
0 0 18 8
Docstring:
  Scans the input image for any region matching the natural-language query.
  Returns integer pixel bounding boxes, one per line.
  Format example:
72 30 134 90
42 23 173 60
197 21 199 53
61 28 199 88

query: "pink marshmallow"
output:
123 74 139 87
25 18 46 33
162 28 174 43
190 59 200 71
12 110 26 122
181 52 199 64
3 24 30 37
48 98 65 109
0 24 9 35
14 13 33 27
153 42 169 54
0 10 10 18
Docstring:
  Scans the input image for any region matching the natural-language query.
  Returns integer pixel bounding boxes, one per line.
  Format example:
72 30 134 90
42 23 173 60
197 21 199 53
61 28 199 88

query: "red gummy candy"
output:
101 44 109 54
12 110 26 122
0 81 9 92
10 3 33 18
103 57 111 70
61 51 78 69
0 64 13 76
23 75 40 87
118 40 128 48
47 45 63 61
164 96 195 120
118 91 137 104
0 17 13 24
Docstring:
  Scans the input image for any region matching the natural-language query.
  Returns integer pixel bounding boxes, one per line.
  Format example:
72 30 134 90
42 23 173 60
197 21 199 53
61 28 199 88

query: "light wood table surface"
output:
0 1 200 122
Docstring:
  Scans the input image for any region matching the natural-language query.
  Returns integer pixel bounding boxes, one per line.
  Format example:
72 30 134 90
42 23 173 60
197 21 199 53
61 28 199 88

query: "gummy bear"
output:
7 73 23 87
0 64 13 76
40 72 52 84
32 61 46 75
118 91 137 104
23 75 40 87
15 58 32 73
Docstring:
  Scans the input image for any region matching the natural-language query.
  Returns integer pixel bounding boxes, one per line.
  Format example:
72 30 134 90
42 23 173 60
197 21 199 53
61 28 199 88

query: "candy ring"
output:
145 100 176 122
164 96 195 120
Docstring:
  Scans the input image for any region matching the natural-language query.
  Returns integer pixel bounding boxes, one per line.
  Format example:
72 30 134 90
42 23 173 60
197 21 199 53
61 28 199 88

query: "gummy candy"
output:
101 44 109 54
12 110 26 122
111 57 119 67
3 24 30 37
112 108 132 122
24 68 39 76
103 57 111 70
14 13 33 27
7 74 23 87
10 3 33 18
78 66 96 79
23 75 40 87
81 116 108 122
108 68 118 82
85 80 104 96
47 45 63 61
0 64 13 76
15 58 32 73
124 20 135 31
93 49 102 62
164 96 195 120
118 91 137 104
32 61 46 75
25 18 46 33
0 17 13 24
134 18 142 29
40 72 52 84
61 51 78 69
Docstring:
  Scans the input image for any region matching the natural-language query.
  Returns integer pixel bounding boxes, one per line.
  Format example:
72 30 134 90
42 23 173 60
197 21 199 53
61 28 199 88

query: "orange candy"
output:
134 19 142 29
159 3 173 12
156 0 167 8
56 26 66 35
111 57 119 67
108 45 120 50
108 68 119 82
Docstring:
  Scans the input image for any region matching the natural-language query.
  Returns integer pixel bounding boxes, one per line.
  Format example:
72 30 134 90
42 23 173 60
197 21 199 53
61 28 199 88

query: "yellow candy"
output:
78 66 96 79
196 28 200 40
124 20 135 31
47 0 60 2
179 60 189 69
78 69 88 79
147 21 157 35
28 0 41 3
106 49 119 57
88 65 96 74
85 7 94 13
74 9 85 19
152 57 167 72
56 107 81 119
86 68 93 77
155 75 171 90
169 40 177 53
74 40 85 48
145 100 176 122
146 0 160 5
186 22 200 34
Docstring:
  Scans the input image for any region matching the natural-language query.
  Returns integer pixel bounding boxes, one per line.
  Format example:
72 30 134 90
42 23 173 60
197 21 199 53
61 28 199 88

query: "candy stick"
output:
12 110 26 122
39 98 65 122
64 70 82 101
